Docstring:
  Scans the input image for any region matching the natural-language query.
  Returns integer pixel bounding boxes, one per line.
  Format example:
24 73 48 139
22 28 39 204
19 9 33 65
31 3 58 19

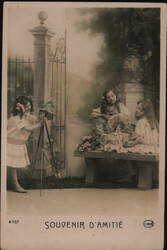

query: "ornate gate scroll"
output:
49 35 67 176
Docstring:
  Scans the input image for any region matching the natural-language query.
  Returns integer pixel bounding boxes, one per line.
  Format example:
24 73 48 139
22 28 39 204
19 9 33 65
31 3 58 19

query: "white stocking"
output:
10 168 21 188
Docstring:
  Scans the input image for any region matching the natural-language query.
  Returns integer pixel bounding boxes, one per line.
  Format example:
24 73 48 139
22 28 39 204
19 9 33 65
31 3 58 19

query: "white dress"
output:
134 117 159 154
135 117 159 145
7 114 37 168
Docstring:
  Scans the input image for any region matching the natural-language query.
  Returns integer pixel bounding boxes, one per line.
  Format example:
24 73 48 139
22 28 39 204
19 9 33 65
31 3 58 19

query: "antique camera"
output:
39 101 55 120
39 110 54 120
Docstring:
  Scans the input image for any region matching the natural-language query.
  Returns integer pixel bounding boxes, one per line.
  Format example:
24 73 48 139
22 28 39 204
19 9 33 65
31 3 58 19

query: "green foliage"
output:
78 135 102 151
43 134 64 177
91 136 102 150
77 8 160 121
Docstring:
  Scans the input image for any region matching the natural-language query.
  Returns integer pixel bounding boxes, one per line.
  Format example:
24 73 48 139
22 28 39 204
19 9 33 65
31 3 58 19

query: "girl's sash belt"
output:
7 138 26 145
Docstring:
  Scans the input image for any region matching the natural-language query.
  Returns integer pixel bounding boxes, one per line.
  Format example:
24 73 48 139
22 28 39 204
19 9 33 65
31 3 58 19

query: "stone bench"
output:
74 149 159 190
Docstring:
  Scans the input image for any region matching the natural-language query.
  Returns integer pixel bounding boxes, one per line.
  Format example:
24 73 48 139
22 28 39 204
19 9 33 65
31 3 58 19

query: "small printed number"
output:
9 220 19 224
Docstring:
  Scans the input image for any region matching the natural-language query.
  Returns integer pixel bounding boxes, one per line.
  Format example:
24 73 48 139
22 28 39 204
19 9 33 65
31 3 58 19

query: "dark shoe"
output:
13 185 27 193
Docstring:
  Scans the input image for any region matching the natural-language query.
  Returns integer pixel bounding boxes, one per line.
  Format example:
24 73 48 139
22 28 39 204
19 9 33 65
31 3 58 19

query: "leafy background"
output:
76 8 160 121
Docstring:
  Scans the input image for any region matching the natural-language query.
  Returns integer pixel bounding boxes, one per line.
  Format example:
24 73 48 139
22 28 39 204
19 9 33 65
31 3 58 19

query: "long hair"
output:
100 89 121 114
12 96 33 117
137 99 159 130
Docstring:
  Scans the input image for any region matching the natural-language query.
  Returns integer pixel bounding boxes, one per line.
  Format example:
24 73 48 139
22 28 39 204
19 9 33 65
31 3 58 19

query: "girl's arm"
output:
91 107 101 118
124 135 144 147
21 116 47 132
21 122 41 132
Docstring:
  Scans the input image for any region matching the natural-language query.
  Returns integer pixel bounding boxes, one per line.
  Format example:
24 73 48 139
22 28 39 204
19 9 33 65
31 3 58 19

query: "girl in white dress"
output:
134 99 159 153
134 100 159 189
7 96 43 193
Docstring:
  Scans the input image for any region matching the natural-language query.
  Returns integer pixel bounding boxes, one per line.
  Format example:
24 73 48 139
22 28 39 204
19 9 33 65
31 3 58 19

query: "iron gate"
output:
8 57 34 116
49 35 67 174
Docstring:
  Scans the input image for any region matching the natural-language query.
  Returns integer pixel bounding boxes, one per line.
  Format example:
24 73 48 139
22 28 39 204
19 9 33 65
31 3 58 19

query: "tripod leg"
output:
40 151 44 197
40 125 44 197
31 124 44 177
44 122 55 167
44 121 52 150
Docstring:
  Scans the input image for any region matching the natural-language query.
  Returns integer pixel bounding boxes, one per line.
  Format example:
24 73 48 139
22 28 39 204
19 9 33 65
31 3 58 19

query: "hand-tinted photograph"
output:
1 3 166 250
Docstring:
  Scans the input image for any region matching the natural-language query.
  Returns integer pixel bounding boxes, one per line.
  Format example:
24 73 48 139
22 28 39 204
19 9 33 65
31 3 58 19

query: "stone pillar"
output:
30 11 54 113
115 55 144 123
29 12 55 178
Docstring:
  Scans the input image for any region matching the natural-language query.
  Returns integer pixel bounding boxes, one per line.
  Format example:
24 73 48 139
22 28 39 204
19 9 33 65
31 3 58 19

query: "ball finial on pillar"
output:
38 11 48 25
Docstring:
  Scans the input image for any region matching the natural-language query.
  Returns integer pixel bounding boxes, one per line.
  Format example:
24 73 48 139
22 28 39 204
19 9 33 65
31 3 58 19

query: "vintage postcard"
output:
1 2 166 250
